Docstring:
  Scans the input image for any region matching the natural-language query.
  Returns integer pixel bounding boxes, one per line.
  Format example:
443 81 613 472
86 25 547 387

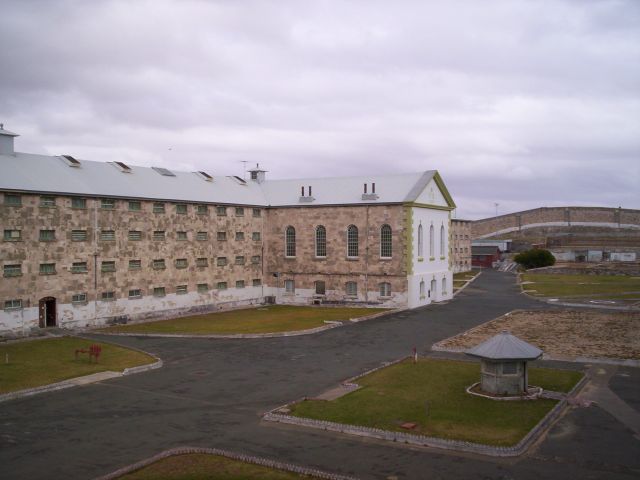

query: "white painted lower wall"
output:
407 270 453 309
271 286 407 308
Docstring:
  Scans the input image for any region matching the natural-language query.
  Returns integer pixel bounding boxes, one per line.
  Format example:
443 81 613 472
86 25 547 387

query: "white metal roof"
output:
465 331 543 360
0 150 443 207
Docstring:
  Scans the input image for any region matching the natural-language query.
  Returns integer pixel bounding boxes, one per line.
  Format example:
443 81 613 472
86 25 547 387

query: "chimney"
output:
248 163 267 183
0 124 19 155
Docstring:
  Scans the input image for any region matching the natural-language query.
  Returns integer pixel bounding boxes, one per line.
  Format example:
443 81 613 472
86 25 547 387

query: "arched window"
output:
379 282 391 297
417 224 423 257
429 225 434 257
380 224 392 258
315 225 327 257
285 226 296 257
419 280 425 298
440 225 445 257
347 225 359 257
442 277 447 295
431 279 437 297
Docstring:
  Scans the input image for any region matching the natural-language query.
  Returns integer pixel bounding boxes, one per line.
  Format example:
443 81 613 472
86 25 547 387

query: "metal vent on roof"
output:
152 166 176 177
195 171 214 182
114 161 131 172
61 155 81 167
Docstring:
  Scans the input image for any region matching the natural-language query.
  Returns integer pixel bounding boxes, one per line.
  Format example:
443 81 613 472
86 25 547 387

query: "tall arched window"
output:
347 225 359 257
417 224 423 257
431 279 437 298
429 225 434 257
380 224 392 258
442 277 447 295
440 225 445 257
315 225 327 257
285 226 296 257
419 280 425 298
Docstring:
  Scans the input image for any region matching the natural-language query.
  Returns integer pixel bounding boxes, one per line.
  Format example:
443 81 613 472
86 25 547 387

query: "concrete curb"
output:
453 270 482 297
94 445 358 480
263 357 590 458
0 338 163 404
93 308 400 339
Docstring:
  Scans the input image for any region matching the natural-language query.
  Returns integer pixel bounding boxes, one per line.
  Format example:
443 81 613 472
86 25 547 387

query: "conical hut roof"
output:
465 331 542 361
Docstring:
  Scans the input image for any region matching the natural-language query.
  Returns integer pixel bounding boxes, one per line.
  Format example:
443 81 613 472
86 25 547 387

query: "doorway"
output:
39 297 57 328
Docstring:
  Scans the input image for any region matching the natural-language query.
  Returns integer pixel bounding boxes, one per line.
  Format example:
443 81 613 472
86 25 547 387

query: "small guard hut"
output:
465 331 542 396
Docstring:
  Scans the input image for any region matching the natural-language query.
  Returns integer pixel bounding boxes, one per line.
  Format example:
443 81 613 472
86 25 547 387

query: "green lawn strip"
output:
0 337 155 394
522 273 640 298
101 306 388 335
291 359 582 447
120 453 309 480
453 272 476 281
528 367 583 393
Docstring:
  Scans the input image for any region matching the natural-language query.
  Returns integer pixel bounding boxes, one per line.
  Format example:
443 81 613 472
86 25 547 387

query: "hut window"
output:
482 362 497 374
502 362 518 374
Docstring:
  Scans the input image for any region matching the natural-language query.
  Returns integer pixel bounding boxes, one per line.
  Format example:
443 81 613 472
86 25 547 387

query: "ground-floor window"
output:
419 280 425 298
345 281 357 297
285 279 295 293
379 282 391 297
315 280 326 295
431 279 437 297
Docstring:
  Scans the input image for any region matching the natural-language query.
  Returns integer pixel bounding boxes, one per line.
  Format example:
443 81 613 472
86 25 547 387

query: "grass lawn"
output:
0 337 155 394
291 358 582 447
521 273 640 299
453 271 477 281
120 453 309 480
101 305 388 335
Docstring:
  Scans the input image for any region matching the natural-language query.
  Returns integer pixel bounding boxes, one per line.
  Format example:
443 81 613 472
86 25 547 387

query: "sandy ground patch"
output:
434 310 640 360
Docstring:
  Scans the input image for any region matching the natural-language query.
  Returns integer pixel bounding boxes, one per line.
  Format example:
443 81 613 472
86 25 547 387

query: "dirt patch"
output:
434 310 640 360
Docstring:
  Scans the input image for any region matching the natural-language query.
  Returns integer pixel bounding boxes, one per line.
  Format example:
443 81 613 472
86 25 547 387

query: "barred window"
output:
379 282 391 297
128 289 142 299
175 258 188 269
153 287 166 297
101 230 115 241
196 231 208 241
128 230 142 241
315 225 326 257
128 201 142 212
417 224 424 257
252 208 261 217
153 259 166 269
39 229 56 241
235 207 244 216
177 231 188 241
129 259 141 270
347 225 358 257
252 232 261 241
252 278 261 287
285 226 296 257
71 197 86 209
197 205 208 215
216 206 227 216
251 255 260 264
315 281 326 295
101 198 116 209
4 299 22 310
4 194 22 206
235 231 245 241
72 293 87 304
4 229 21 241
284 279 295 293
101 291 115 301
440 225 445 257
176 204 187 214
197 283 209 293
40 196 56 207
153 231 166 241
235 256 245 265
217 282 228 290
71 262 88 273
345 281 357 296
101 261 116 272
3 264 22 277
39 263 56 275
380 224 392 258
153 202 165 213
196 257 209 267
236 280 245 289
176 285 188 295
429 225 434 257
216 257 227 266
217 231 227 241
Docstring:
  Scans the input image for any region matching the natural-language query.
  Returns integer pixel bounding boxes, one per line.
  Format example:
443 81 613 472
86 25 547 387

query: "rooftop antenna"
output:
494 203 499 217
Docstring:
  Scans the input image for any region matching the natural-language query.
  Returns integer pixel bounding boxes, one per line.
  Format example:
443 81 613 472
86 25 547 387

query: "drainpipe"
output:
364 205 370 303
93 198 98 325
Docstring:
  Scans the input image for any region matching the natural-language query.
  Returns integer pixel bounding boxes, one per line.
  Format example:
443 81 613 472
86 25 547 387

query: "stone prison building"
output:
0 127 457 336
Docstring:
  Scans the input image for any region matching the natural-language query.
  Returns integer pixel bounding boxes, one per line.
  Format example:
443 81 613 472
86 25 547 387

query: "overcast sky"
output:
1 0 638 219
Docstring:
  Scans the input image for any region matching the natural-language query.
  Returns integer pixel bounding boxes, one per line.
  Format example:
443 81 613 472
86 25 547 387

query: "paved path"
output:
1 270 639 479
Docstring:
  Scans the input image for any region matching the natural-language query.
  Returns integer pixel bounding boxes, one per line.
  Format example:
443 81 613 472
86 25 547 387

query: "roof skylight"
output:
152 166 176 177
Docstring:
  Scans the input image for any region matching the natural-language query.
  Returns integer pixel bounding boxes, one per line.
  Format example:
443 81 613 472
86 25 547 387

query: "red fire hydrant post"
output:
412 346 418 364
